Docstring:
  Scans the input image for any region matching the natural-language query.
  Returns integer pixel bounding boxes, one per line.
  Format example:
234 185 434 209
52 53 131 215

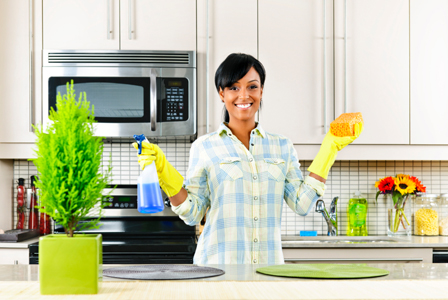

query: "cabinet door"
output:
43 0 119 50
0 0 36 143
410 0 448 144
206 0 258 133
121 0 196 51
259 0 334 144
334 0 409 144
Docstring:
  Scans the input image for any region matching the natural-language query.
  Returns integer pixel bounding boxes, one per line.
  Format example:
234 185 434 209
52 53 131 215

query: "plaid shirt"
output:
171 123 326 264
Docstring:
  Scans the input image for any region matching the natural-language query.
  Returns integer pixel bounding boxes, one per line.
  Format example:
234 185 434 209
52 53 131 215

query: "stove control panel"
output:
104 195 137 209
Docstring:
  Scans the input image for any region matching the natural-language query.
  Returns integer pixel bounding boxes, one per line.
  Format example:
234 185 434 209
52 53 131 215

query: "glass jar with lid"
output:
414 194 439 236
439 194 448 236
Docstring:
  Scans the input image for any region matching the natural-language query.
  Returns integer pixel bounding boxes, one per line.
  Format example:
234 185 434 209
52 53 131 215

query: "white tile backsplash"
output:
10 139 448 236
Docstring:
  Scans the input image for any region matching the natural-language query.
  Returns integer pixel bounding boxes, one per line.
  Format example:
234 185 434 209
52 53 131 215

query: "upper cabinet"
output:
334 0 409 145
120 0 196 51
410 0 448 145
203 0 258 133
0 0 41 147
43 0 120 50
43 0 196 51
259 0 333 144
259 0 409 145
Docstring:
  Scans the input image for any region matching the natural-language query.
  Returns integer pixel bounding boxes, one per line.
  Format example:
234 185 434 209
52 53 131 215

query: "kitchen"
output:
2 0 448 299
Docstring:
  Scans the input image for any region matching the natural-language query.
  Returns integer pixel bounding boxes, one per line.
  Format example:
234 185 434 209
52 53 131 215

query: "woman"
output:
134 53 363 264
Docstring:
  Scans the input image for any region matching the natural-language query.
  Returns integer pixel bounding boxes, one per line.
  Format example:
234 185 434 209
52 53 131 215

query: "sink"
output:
281 236 410 244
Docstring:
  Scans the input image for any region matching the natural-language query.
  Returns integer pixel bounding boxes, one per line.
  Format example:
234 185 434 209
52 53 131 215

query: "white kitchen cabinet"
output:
334 0 409 145
0 0 41 148
259 0 334 144
200 0 258 133
259 0 409 145
43 0 120 50
410 0 448 145
120 0 196 51
0 249 29 265
43 0 196 51
283 248 433 264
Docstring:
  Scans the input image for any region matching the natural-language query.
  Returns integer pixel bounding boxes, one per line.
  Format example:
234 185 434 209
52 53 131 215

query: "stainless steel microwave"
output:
42 50 196 138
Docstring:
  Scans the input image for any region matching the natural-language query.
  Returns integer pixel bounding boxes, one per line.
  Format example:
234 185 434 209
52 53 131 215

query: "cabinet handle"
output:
323 0 327 133
206 0 210 133
150 69 157 131
107 0 112 39
285 258 423 262
128 0 133 40
344 0 347 113
29 0 34 133
434 252 448 255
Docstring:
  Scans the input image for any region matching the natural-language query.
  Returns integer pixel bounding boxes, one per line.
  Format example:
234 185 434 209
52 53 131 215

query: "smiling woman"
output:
132 53 363 265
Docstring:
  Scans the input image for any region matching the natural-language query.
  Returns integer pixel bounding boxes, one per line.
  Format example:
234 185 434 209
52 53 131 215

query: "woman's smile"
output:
235 103 253 110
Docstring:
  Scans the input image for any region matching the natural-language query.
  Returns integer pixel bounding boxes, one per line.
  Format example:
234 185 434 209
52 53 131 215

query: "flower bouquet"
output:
375 174 426 236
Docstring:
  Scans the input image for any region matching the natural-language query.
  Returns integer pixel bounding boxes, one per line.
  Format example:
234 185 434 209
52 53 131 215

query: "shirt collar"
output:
218 122 266 138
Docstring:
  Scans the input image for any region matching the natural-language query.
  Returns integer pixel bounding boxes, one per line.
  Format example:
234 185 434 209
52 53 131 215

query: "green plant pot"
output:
39 234 102 295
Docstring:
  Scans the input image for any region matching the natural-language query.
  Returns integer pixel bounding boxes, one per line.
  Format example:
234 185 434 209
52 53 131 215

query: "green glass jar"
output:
347 191 368 236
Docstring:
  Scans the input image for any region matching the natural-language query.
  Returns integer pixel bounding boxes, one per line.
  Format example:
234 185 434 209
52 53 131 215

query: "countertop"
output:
281 235 448 248
2 235 448 249
0 237 39 249
1 264 448 299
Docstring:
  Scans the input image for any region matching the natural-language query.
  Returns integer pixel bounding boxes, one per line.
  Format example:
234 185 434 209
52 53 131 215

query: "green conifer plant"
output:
31 80 112 237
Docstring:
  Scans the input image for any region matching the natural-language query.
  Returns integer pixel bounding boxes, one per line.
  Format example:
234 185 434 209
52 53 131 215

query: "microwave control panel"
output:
161 78 189 122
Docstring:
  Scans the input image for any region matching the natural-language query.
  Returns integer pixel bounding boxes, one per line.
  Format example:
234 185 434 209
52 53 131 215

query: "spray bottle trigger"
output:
133 134 146 155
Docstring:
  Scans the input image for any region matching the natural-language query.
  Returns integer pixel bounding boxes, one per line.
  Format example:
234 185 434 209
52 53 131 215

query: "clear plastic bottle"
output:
134 134 164 214
347 191 368 236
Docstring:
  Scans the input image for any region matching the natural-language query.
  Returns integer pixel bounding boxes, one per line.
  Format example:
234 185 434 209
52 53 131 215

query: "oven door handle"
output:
150 69 157 131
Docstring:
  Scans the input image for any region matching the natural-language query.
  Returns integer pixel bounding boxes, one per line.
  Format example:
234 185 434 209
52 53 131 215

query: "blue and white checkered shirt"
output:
171 123 326 264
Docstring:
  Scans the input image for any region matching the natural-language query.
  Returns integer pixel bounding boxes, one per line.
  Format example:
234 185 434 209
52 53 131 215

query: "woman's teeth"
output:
236 103 252 108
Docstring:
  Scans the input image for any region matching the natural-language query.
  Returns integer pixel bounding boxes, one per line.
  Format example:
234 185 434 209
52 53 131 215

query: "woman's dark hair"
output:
214 53 266 123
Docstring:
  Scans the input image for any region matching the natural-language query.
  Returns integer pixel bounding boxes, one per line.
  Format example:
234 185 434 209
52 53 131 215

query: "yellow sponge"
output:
330 112 363 137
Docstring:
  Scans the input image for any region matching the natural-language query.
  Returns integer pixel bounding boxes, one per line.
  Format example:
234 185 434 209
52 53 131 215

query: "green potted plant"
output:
31 80 112 295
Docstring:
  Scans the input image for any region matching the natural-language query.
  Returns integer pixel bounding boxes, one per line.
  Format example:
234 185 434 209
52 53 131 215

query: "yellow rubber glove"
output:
308 122 364 179
132 142 184 197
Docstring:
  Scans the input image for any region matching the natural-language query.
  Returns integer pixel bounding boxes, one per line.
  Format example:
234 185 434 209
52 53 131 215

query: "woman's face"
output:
219 67 263 124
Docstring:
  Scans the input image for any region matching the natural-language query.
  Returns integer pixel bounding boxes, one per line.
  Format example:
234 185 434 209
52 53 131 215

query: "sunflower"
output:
394 176 416 195
396 174 410 180
410 176 426 193
376 176 395 193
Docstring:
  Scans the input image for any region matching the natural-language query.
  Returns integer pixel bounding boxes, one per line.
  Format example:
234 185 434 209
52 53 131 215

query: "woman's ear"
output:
260 85 264 99
219 87 225 102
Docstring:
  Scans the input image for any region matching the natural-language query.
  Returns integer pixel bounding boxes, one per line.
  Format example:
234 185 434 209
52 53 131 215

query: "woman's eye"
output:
250 85 259 90
229 86 238 91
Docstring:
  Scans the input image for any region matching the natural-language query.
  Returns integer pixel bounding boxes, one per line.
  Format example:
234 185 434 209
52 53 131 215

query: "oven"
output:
29 185 196 264
42 50 196 138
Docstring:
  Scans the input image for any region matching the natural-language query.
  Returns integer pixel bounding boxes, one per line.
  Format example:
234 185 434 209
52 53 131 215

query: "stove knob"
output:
164 198 171 208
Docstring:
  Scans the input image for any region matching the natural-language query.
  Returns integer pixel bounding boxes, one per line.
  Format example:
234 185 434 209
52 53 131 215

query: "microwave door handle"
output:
150 70 157 131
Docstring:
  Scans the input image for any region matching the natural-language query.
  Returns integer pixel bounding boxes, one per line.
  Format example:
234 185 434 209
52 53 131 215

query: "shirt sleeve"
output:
171 140 210 225
283 139 326 216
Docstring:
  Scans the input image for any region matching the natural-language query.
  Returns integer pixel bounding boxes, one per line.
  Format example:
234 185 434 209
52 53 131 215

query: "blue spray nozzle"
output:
133 134 146 155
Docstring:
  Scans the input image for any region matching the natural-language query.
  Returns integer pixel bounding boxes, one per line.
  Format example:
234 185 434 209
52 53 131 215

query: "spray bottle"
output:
134 134 164 214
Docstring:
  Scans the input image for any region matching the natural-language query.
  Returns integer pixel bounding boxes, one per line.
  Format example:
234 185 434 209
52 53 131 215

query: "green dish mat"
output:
256 264 389 279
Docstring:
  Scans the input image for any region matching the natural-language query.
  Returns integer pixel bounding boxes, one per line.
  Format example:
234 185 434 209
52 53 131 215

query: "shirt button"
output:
229 133 232 136
254 238 258 243
254 196 258 200
254 217 258 221
251 143 254 146
253 176 257 180
253 259 258 263
249 158 253 162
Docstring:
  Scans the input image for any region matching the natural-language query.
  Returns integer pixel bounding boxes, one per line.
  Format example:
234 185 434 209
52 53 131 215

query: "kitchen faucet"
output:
315 197 338 236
